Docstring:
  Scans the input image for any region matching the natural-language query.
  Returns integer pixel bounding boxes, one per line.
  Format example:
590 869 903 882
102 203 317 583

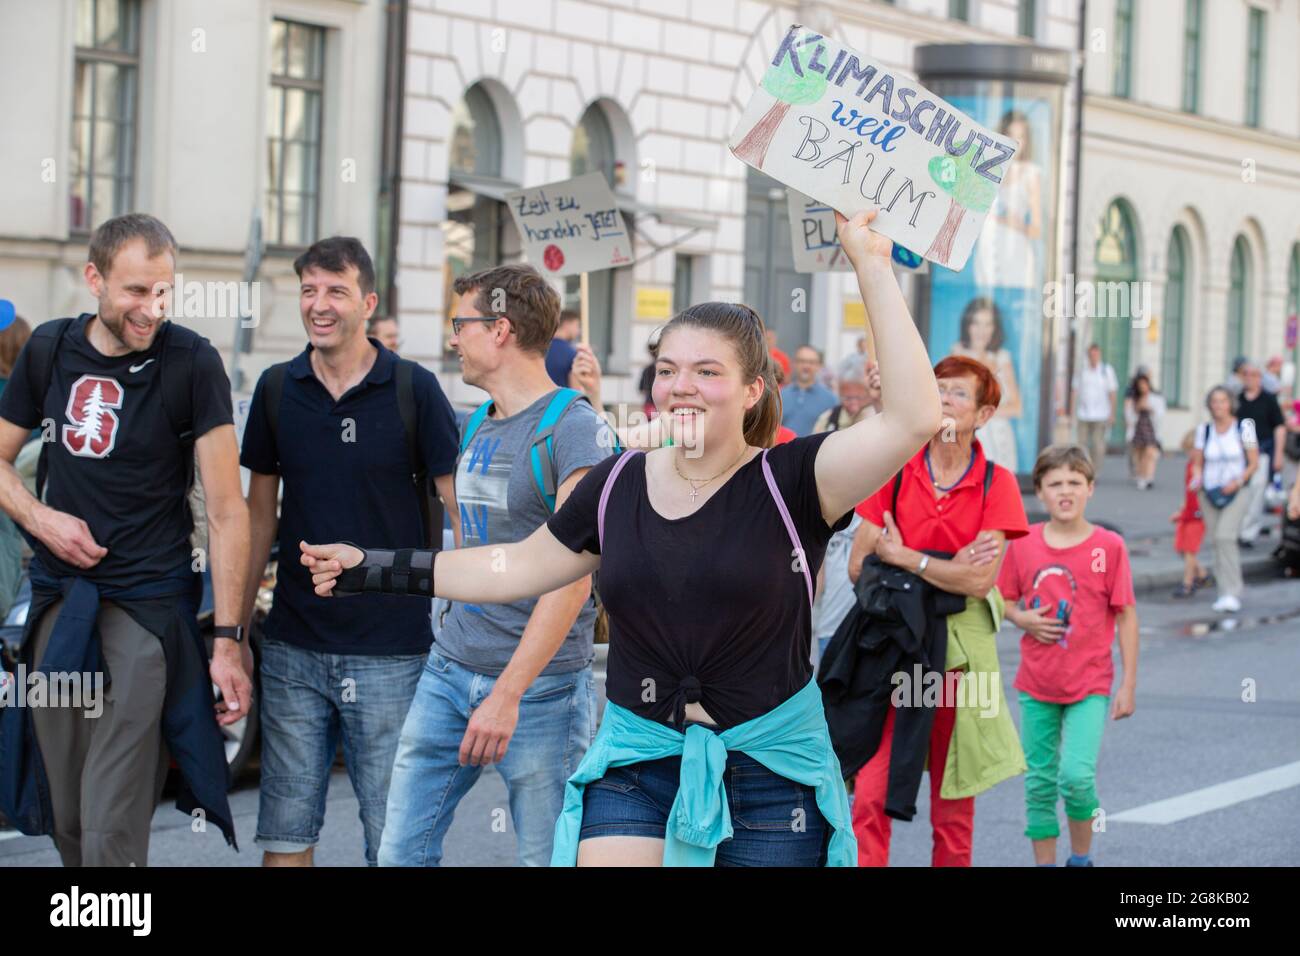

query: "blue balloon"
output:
0 299 15 332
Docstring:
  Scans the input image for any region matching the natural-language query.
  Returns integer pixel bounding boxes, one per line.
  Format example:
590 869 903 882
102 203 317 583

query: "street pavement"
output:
3 450 1297 866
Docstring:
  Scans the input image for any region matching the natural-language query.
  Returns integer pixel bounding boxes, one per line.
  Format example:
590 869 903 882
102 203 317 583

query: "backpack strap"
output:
261 361 290 460
157 323 201 487
890 469 903 516
393 358 442 547
825 405 842 432
760 449 815 609
28 319 75 500
982 458 994 499
529 388 586 514
458 399 494 455
597 450 642 553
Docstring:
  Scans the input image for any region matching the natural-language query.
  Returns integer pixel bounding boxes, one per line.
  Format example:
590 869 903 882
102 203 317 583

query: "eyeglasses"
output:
937 384 975 403
451 316 508 336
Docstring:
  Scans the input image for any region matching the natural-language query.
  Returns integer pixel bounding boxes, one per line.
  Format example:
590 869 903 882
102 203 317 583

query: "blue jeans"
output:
580 749 830 866
378 648 595 867
255 638 426 864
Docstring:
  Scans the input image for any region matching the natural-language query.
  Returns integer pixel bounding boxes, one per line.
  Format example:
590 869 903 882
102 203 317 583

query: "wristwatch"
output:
915 554 930 575
213 625 245 644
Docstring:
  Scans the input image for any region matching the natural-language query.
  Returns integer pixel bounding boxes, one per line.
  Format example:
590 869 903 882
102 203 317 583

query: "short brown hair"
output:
451 264 559 355
88 213 178 279
1032 444 1095 488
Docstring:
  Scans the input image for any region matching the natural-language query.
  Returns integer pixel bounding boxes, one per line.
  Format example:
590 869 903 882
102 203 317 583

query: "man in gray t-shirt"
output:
436 390 609 674
378 264 614 868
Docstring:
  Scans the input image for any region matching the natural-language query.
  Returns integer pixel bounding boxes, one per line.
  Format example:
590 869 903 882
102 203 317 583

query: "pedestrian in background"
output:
1169 429 1209 598
0 314 34 619
812 359 881 434
1190 386 1258 613
1071 344 1117 472
781 345 839 436
1124 372 1164 490
1234 361 1286 547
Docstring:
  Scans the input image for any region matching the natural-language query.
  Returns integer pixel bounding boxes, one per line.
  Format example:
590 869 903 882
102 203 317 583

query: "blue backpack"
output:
457 387 620 513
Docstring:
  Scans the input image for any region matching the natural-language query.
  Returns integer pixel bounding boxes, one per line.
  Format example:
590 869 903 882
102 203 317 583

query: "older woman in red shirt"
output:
846 354 1029 866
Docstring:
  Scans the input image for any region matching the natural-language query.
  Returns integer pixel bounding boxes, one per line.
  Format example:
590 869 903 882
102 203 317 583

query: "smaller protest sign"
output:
504 172 633 277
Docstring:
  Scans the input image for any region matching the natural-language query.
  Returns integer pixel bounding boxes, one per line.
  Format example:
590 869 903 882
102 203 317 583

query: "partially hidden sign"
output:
730 24 1019 272
788 189 926 273
788 191 854 272
504 172 633 276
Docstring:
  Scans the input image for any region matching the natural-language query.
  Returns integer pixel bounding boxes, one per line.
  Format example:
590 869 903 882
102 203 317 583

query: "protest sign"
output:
730 24 1019 272
788 191 854 272
787 189 927 273
504 172 632 277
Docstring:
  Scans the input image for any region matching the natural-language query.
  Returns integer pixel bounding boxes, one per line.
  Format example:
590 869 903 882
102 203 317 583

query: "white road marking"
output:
1110 761 1300 824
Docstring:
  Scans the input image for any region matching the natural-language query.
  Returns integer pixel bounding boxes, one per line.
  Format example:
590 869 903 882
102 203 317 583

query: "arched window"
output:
1093 199 1139 443
1160 226 1189 405
443 83 507 361
1225 235 1251 370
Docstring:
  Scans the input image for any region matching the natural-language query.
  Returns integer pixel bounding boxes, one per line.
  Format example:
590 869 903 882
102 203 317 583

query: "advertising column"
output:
915 45 1073 476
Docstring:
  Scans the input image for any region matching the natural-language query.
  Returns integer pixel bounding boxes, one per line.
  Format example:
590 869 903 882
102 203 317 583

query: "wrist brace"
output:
334 546 436 597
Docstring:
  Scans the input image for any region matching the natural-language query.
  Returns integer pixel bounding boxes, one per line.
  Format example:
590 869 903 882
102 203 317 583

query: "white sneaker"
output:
1212 595 1242 613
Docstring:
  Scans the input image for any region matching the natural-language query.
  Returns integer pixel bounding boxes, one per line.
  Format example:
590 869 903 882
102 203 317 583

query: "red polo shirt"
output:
855 441 1028 553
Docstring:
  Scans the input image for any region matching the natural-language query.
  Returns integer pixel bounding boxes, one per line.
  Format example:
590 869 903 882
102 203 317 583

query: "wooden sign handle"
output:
579 272 590 346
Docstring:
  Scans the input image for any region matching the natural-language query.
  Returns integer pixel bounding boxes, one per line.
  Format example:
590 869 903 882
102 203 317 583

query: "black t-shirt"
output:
0 315 234 588
1236 390 1285 456
239 344 459 655
546 431 853 730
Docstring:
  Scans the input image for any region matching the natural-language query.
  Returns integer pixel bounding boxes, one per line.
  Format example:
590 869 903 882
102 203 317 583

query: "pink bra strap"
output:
597 450 642 552
760 448 816 609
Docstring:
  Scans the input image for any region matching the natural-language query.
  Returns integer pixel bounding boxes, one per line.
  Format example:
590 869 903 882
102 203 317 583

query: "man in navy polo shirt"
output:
238 237 459 866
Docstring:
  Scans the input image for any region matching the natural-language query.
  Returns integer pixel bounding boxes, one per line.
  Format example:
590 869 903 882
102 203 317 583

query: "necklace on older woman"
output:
925 445 976 493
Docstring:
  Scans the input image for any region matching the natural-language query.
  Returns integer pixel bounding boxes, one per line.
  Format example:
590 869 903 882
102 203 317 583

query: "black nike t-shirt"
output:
546 431 853 730
0 315 234 588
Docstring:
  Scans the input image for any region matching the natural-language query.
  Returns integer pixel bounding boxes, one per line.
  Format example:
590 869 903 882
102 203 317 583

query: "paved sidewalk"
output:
1018 450 1296 595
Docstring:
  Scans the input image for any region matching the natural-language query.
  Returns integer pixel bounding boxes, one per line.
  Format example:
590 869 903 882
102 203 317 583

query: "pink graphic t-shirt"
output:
997 523 1135 703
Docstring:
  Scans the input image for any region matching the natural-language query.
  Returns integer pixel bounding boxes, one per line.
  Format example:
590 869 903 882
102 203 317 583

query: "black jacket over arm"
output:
817 552 967 821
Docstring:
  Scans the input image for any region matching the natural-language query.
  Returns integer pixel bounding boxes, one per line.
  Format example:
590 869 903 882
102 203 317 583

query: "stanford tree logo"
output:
62 375 123 458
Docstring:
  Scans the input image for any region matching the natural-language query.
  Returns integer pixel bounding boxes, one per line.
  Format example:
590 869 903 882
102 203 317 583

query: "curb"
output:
1130 551 1281 596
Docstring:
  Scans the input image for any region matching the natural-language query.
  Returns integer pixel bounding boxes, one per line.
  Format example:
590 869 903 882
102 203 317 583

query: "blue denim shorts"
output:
255 638 426 864
579 747 829 866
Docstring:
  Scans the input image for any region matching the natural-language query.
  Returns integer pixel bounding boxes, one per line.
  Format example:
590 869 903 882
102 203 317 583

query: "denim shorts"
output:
580 748 829 866
255 638 426 864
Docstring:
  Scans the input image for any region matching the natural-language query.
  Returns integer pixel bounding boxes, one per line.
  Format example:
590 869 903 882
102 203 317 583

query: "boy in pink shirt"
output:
998 445 1139 866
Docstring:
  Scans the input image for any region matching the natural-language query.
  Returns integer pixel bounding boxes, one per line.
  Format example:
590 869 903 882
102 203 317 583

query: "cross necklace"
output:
673 443 752 503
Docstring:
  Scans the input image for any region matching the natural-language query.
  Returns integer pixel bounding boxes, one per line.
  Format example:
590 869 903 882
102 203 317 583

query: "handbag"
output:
1203 486 1237 509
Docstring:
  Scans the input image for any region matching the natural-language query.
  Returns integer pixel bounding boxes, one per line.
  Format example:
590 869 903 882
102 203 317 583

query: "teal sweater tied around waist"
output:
550 678 857 866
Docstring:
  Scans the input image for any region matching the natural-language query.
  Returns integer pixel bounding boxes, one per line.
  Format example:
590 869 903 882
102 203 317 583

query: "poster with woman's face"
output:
927 94 1056 475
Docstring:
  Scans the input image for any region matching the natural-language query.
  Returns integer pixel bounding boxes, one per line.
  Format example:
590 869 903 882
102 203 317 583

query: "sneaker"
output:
1192 574 1212 590
1212 595 1242 613
1172 583 1196 598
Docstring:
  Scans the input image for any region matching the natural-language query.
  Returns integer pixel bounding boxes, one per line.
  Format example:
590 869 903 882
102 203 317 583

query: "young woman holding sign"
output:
300 209 942 866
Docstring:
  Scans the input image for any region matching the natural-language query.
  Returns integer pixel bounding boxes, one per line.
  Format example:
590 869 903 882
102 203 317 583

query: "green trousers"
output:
1019 691 1108 840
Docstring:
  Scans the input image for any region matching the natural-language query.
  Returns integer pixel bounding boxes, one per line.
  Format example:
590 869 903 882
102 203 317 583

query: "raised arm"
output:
813 210 943 525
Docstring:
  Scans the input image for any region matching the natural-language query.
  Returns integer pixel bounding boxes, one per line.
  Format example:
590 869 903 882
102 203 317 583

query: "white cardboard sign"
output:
730 24 1019 272
504 172 633 276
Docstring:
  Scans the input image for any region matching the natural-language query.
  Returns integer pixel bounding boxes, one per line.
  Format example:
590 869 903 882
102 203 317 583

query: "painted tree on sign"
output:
732 47 827 170
925 155 997 267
